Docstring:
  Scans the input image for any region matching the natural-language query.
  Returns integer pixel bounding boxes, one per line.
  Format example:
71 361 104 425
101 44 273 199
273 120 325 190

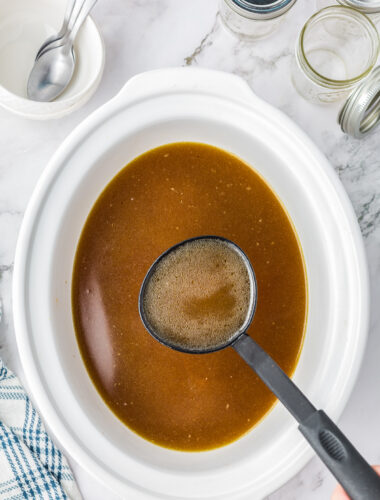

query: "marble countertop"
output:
0 0 379 498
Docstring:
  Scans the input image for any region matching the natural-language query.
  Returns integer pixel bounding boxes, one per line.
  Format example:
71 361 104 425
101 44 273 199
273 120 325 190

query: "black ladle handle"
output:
300 410 380 500
233 334 380 500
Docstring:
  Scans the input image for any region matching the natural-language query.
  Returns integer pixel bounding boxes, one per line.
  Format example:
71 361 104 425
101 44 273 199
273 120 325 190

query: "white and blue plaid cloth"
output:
0 359 81 500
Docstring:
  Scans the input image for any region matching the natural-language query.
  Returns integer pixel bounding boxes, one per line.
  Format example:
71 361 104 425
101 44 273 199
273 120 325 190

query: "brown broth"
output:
72 142 307 451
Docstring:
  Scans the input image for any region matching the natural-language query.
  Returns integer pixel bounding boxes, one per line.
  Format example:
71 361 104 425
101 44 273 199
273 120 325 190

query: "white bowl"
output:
13 68 369 499
0 0 104 119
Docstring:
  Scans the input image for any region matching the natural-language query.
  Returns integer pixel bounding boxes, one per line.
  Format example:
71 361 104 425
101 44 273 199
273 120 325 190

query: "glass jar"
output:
292 6 379 104
316 0 380 23
219 0 297 40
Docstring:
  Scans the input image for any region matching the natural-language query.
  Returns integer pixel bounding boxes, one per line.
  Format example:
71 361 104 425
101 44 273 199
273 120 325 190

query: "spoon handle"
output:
36 0 77 58
233 334 380 500
60 0 78 37
36 0 97 60
65 0 98 46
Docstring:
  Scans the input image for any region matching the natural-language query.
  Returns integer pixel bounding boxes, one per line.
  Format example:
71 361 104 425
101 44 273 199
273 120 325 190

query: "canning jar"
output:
219 0 297 39
292 6 380 138
292 6 379 104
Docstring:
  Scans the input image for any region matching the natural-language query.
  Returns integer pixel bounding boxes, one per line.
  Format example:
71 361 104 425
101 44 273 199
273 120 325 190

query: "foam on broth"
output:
143 238 252 351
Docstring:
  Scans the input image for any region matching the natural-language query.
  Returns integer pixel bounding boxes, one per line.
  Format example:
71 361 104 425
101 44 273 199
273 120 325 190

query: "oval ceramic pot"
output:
13 67 369 499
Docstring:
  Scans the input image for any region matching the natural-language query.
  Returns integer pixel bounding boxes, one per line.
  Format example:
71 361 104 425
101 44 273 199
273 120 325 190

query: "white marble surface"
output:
0 0 379 499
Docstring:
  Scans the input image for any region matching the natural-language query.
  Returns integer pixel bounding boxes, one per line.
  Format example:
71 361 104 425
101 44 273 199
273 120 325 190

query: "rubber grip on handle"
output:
299 410 380 500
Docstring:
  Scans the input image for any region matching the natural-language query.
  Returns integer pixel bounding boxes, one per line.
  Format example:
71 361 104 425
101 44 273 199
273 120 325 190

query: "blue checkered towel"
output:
0 359 82 500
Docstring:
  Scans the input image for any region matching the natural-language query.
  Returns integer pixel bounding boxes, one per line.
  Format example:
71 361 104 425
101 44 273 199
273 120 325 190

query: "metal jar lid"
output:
227 0 297 19
338 66 380 138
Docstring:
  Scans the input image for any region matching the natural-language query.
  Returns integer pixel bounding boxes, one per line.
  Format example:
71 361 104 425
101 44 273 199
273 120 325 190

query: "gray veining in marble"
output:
0 0 379 499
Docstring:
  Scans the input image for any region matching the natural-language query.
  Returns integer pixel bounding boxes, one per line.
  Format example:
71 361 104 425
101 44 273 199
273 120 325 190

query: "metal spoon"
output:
35 0 90 61
27 0 97 102
35 0 77 60
139 236 380 500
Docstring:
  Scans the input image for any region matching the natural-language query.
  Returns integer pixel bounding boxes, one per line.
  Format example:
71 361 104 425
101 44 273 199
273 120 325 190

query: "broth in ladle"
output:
142 237 252 351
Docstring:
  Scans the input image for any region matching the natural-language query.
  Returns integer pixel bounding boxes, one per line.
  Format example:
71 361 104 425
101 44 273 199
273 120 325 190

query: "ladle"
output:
139 236 380 500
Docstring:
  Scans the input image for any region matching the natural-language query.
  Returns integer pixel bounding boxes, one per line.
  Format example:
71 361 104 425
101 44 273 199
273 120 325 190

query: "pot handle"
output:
113 68 258 107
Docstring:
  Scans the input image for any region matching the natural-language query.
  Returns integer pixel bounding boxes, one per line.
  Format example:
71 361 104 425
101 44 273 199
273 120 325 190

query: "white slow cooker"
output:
13 68 369 499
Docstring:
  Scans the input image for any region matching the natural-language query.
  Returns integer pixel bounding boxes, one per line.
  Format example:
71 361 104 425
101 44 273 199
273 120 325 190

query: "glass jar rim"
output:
299 6 380 88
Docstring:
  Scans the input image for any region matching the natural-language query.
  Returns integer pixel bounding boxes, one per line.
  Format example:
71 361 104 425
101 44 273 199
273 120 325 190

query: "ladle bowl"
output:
139 235 257 354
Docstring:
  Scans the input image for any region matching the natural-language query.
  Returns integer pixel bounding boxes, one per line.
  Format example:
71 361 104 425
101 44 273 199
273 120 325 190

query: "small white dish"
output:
0 0 104 120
